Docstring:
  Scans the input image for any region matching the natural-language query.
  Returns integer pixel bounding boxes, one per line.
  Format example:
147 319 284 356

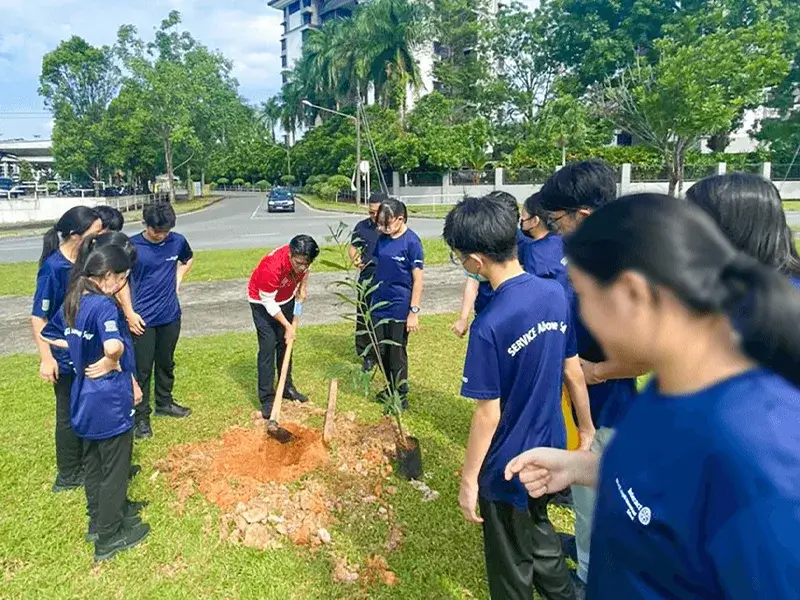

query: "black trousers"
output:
54 372 83 480
480 496 576 600
375 320 409 397
251 300 295 417
83 429 133 539
355 273 378 362
133 319 181 422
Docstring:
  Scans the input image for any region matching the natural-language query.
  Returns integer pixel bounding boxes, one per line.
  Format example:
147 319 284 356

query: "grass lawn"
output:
0 315 574 599
783 200 800 212
0 196 220 240
301 195 453 220
0 238 450 298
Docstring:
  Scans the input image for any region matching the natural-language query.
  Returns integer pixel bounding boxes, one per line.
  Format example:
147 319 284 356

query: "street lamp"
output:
301 99 363 204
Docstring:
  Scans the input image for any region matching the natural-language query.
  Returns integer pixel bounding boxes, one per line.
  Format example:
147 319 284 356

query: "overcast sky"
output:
0 0 284 139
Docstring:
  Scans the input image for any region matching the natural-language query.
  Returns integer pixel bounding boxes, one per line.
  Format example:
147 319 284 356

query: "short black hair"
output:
143 202 177 231
523 192 551 226
538 160 618 212
95 205 124 231
485 190 520 220
377 197 408 226
368 191 389 205
443 195 518 263
289 234 320 262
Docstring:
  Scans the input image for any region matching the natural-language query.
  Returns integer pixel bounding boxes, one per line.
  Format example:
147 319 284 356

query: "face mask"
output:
465 269 488 283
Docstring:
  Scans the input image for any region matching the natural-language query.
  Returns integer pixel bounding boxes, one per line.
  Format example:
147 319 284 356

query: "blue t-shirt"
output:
31 249 73 372
474 230 532 315
371 229 424 321
589 370 800 599
791 276 800 289
461 273 571 510
65 294 135 440
130 232 193 328
568 289 637 428
351 218 380 281
519 233 568 288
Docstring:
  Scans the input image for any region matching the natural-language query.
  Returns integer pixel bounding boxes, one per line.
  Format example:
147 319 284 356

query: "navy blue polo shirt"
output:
589 370 800 599
351 218 380 281
130 232 193 327
371 229 424 321
461 273 571 510
31 249 73 372
568 288 637 428
65 294 135 440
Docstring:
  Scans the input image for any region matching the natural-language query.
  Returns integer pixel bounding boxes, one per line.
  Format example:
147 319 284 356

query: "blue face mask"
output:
465 269 488 283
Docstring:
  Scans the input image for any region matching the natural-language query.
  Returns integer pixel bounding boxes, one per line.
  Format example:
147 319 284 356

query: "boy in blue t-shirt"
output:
119 202 194 440
443 195 581 600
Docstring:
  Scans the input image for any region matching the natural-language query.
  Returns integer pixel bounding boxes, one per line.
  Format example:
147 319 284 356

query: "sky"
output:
0 0 284 140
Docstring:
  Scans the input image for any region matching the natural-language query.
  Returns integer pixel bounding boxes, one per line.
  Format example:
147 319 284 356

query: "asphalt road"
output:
0 193 446 264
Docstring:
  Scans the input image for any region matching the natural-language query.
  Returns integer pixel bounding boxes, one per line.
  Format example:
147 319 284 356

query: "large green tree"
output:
594 21 791 195
39 36 119 183
116 11 240 201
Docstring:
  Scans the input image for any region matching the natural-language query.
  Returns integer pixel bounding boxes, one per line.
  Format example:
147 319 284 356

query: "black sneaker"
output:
283 386 308 403
126 499 148 517
154 402 191 418
134 420 153 440
362 357 376 372
86 515 143 543
94 522 150 561
52 473 83 493
129 464 142 480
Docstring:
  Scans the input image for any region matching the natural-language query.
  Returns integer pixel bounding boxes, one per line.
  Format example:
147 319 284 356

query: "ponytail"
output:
39 206 99 267
63 275 102 328
721 255 800 387
39 227 61 267
63 243 132 327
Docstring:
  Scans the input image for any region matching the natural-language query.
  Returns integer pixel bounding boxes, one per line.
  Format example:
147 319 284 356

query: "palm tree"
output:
257 96 283 142
355 0 430 120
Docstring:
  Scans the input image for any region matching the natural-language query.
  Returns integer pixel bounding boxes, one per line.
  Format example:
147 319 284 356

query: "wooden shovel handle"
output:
269 316 298 422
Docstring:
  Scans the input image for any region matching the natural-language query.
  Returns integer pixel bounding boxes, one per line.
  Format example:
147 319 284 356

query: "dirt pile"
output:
156 408 408 589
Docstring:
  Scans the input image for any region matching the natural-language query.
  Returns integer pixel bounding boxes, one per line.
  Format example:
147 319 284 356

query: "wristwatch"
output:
410 306 421 314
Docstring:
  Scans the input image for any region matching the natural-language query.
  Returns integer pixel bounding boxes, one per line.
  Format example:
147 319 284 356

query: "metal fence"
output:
502 168 553 185
399 172 444 188
100 193 171 214
450 169 494 186
772 164 800 181
630 165 671 183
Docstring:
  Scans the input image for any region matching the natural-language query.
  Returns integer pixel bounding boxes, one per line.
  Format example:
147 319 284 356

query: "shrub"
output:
280 175 296 185
243 181 252 189
209 182 218 191
232 178 246 186
216 177 229 186
256 180 269 191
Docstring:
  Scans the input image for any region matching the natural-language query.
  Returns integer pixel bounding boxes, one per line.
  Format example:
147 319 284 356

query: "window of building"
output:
302 0 312 7
282 72 289 84
302 29 311 42
289 1 300 14
281 39 287 51
281 55 287 68
302 12 312 25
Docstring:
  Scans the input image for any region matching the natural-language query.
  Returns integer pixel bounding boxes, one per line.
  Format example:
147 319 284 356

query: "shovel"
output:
267 302 303 444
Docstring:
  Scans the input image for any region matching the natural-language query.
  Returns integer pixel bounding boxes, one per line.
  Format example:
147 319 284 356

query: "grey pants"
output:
571 426 616 584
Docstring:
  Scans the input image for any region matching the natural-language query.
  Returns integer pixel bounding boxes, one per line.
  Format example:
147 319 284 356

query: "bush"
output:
209 182 218 191
306 174 330 186
256 179 269 191
216 177 229 186
232 178 246 186
47 182 58 193
243 182 252 189
280 175 296 185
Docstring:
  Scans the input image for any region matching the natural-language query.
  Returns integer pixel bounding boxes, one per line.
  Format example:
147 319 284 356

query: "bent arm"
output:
177 257 194 287
31 316 55 362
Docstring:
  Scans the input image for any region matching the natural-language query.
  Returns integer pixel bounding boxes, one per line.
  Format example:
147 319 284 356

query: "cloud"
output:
0 0 284 138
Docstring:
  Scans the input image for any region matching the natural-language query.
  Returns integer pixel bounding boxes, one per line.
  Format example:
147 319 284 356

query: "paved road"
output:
0 193 446 264
0 264 465 357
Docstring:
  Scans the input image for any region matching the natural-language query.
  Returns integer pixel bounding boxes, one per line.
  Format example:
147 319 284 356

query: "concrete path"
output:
0 193 447 264
0 263 466 357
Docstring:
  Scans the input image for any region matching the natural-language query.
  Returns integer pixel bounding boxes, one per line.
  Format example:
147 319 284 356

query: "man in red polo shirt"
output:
248 234 320 417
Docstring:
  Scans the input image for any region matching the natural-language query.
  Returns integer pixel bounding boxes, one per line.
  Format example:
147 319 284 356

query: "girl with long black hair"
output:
46 243 150 561
686 172 800 285
506 194 800 599
31 205 102 492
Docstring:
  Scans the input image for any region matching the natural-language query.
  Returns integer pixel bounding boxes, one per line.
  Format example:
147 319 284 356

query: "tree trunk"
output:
187 166 193 200
164 135 176 203
667 147 686 197
201 169 206 195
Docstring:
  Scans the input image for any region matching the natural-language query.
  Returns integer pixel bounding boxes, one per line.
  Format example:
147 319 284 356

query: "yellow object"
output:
562 385 580 450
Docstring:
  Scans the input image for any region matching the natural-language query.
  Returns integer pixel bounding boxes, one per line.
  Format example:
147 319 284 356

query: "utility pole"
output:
356 100 362 205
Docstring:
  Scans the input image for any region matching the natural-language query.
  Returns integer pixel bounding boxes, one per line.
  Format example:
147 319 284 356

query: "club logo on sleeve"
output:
166 255 179 262
104 320 118 333
41 299 50 312
615 478 651 526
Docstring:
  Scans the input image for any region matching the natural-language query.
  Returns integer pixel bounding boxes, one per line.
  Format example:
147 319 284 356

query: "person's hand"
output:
578 426 596 452
85 356 121 379
132 377 143 405
39 356 59 383
458 478 483 524
580 359 606 386
406 313 420 333
504 447 577 499
284 325 296 344
451 317 468 338
126 312 146 336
